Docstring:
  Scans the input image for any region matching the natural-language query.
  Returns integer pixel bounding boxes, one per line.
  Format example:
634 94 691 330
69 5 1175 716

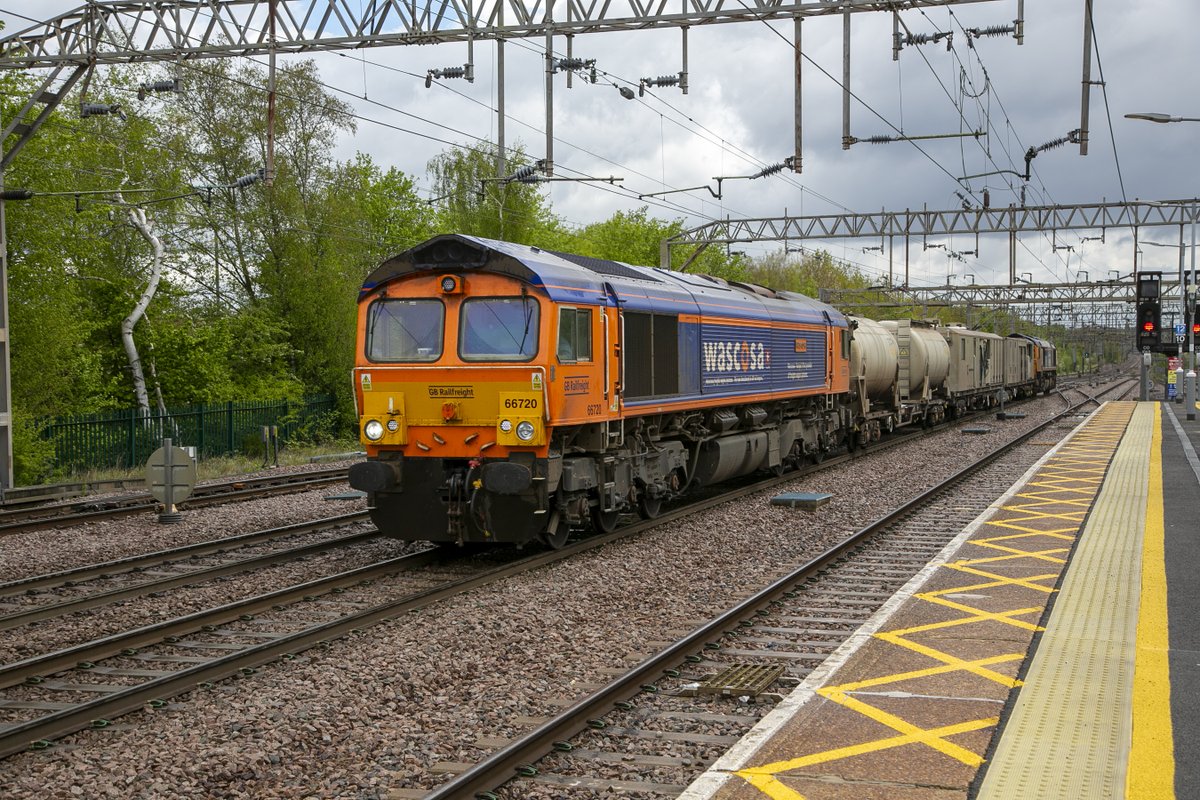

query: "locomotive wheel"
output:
811 448 825 465
540 525 570 550
592 505 620 533
638 494 663 520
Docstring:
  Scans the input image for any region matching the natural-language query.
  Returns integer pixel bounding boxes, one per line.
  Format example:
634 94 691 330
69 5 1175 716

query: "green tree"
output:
427 141 559 244
740 248 872 297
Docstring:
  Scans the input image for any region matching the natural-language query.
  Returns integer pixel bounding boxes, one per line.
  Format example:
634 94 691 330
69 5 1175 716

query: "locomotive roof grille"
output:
546 249 662 283
411 238 490 269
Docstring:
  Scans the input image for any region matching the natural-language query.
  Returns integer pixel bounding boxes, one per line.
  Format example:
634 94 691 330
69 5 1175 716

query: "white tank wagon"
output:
879 320 950 401
846 316 901 445
848 316 899 401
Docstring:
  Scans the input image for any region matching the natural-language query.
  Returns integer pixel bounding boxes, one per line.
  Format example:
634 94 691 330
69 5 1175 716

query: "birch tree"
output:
118 200 166 417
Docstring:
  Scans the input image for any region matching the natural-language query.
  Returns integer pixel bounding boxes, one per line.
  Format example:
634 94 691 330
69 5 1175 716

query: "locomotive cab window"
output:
556 307 593 363
365 298 444 362
459 296 540 361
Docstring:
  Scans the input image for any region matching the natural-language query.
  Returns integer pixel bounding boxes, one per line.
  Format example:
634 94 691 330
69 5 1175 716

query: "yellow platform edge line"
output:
1126 403 1176 799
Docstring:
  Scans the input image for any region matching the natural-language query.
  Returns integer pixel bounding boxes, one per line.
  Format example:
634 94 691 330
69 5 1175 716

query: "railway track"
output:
422 380 1133 798
0 467 354 536
0 478 147 509
0 513 374 632
0 382 1122 764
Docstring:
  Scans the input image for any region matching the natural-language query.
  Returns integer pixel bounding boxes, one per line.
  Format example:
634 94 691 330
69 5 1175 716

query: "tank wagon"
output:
350 234 1055 547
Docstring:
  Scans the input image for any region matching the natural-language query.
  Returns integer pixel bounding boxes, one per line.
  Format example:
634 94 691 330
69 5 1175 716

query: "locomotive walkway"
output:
680 399 1198 800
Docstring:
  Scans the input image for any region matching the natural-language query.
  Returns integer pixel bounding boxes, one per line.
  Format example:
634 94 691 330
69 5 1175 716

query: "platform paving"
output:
680 402 1141 800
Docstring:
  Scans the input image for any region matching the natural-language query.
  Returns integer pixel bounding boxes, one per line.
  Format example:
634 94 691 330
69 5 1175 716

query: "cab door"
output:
604 282 623 414
553 304 605 424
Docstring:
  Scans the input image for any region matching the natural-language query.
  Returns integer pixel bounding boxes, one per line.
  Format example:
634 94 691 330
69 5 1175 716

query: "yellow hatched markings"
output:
963 541 1072 566
937 564 1065 595
1015 477 1106 494
736 718 1001 800
732 407 1130 800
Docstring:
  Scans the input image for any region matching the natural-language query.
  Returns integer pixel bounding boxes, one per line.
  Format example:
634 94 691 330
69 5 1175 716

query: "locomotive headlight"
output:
363 419 385 441
499 419 513 433
515 421 536 441
386 419 399 432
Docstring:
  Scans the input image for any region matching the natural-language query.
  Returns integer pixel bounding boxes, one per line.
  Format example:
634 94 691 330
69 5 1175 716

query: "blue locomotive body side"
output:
696 323 827 395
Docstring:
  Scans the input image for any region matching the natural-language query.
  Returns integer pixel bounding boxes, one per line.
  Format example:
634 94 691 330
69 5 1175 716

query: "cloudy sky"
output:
1 1 1198 289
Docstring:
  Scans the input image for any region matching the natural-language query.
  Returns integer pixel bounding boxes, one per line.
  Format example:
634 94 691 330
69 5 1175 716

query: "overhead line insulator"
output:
904 30 953 51
749 157 796 179
639 73 683 97
425 65 470 88
966 24 1017 39
137 78 181 100
80 102 125 121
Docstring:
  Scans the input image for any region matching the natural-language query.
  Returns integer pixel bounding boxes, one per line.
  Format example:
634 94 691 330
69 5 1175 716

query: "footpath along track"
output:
423 380 1133 799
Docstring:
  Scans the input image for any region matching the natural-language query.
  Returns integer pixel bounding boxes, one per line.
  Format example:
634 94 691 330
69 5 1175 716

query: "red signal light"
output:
1142 321 1156 332
1192 323 1200 335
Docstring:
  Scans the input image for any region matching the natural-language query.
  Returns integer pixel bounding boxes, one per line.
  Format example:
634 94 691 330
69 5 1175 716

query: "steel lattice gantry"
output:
0 0 999 66
660 199 1200 281
663 200 1200 257
820 280 1141 308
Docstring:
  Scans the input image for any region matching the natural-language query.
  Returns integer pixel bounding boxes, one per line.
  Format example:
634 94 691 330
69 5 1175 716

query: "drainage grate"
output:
697 664 785 697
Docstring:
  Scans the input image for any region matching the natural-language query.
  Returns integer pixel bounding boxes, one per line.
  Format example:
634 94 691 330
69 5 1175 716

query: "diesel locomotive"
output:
348 234 1055 547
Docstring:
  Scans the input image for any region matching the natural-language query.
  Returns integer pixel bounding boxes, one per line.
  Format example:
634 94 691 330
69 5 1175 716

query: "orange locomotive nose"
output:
441 402 459 421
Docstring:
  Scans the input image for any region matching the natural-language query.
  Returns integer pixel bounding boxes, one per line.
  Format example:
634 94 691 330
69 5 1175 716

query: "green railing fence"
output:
39 396 337 473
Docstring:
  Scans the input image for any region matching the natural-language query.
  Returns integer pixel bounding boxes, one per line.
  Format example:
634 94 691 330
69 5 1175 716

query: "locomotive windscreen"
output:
366 298 444 362
460 296 540 361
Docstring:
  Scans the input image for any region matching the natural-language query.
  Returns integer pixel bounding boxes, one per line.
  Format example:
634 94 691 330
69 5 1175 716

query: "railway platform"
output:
679 400 1199 800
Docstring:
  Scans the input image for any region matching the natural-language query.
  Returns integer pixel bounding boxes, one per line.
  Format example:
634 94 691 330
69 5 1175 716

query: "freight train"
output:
349 234 1056 548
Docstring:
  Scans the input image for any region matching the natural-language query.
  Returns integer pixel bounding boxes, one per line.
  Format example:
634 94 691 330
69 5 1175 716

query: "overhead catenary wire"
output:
19 4 750 231
3 3 1137 280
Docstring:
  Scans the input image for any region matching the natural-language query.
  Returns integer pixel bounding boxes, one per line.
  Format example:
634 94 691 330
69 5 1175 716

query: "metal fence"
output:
39 396 338 473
